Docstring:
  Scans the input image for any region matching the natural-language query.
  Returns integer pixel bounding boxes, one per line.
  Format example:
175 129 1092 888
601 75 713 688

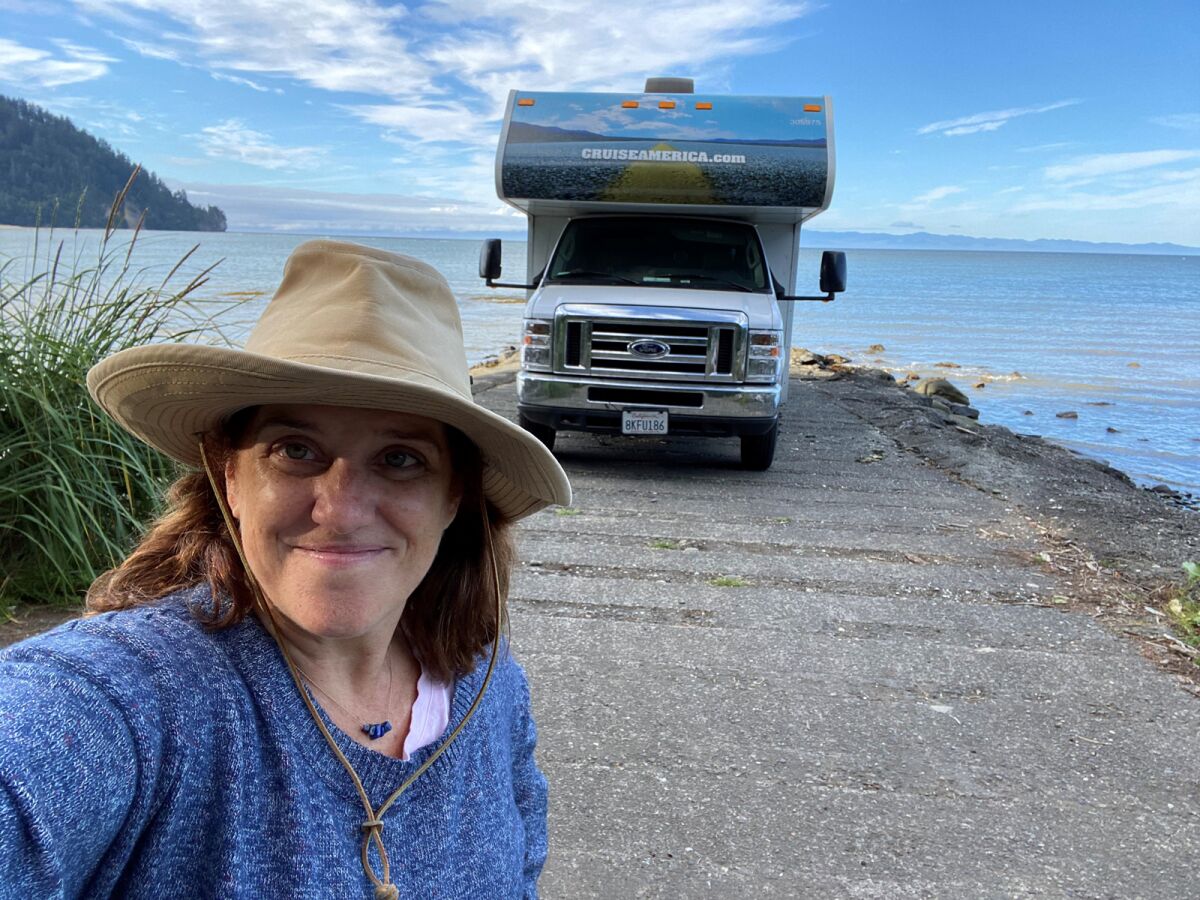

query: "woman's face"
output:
224 404 462 643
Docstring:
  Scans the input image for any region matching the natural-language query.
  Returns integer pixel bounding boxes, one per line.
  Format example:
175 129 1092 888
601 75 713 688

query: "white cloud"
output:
0 36 112 88
1012 167 1200 214
51 39 118 64
919 100 1078 137
424 0 811 98
1044 150 1200 182
171 180 527 234
79 0 432 96
197 119 325 170
1151 113 1200 131
77 0 818 144
1017 141 1076 154
346 102 492 146
211 71 282 94
909 185 965 205
115 36 181 62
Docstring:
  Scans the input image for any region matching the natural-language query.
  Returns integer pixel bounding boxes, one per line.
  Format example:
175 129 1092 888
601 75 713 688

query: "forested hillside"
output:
0 95 226 231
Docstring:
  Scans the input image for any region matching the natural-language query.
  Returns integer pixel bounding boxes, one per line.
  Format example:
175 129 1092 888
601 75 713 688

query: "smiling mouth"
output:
293 546 387 565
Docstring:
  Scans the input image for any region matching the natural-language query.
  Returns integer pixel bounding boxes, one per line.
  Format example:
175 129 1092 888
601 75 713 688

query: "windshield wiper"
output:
550 269 639 285
655 273 753 292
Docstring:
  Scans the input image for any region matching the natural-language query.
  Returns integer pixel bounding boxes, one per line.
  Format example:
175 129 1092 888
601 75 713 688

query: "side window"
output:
746 240 765 289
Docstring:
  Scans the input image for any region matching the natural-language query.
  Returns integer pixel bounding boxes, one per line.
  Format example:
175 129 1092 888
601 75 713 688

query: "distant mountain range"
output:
284 225 1196 255
804 229 1198 256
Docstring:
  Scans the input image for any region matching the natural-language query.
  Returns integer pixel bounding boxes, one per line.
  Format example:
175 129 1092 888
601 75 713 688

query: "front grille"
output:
556 313 744 382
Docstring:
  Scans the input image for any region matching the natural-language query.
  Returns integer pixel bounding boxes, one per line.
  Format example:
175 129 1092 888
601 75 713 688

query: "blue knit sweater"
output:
0 587 547 899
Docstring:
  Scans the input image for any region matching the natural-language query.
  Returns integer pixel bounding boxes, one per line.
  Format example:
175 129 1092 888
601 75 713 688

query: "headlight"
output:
521 318 552 371
745 330 782 382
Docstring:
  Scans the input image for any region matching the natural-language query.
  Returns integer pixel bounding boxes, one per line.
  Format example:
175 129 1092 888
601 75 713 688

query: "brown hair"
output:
87 418 515 681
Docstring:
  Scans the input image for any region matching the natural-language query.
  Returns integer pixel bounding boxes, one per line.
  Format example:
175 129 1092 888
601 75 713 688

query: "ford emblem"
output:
629 339 670 359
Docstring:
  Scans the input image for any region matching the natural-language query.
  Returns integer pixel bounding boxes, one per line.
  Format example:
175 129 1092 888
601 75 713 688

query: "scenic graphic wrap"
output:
499 92 830 209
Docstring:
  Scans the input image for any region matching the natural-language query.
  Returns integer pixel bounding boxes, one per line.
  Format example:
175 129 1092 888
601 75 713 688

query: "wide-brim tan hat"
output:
87 239 571 520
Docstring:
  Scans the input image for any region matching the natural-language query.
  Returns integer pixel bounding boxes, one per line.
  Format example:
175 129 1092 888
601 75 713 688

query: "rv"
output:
480 77 846 470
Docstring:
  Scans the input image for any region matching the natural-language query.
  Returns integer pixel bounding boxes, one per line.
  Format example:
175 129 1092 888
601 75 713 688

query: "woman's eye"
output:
281 442 313 461
383 450 418 469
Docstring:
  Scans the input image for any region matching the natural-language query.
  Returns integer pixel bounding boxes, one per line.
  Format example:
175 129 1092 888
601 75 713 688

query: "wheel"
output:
518 415 556 451
740 423 778 471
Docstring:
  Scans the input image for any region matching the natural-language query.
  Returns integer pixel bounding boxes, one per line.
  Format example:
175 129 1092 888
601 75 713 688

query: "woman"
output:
0 240 571 898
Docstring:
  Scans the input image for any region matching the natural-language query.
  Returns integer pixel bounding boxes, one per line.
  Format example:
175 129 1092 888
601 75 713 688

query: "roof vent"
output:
643 77 694 94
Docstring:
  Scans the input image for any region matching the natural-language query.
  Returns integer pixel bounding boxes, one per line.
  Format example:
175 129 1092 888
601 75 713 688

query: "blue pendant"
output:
362 721 393 740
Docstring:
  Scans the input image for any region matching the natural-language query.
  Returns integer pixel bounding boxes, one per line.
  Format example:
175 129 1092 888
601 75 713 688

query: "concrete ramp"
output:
472 369 1200 898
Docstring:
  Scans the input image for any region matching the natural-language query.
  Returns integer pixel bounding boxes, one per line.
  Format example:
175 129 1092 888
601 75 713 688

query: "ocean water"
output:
2 228 1197 492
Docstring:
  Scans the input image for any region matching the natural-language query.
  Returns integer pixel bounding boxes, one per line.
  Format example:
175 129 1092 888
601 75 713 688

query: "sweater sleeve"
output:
510 666 549 899
0 628 168 899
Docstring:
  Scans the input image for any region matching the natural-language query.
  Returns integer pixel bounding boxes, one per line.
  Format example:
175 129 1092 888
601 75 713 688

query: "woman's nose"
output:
311 461 374 533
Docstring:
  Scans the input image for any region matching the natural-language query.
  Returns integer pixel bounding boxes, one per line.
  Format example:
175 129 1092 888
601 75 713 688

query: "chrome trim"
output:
552 303 747 383
518 372 781 418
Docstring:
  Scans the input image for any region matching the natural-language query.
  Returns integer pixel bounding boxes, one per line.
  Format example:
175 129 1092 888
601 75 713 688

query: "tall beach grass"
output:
1 173 232 611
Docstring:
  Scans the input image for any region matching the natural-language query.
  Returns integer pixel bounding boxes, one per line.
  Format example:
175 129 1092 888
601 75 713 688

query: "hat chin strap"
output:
200 442 504 899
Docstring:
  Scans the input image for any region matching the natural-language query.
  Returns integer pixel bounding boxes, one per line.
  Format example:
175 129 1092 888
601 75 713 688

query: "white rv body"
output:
483 86 842 469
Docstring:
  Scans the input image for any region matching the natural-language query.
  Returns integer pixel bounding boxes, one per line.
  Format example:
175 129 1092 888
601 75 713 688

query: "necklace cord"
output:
200 442 505 899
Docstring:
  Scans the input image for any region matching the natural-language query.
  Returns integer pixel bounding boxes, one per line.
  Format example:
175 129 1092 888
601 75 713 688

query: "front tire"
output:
740 423 778 471
519 415 556 451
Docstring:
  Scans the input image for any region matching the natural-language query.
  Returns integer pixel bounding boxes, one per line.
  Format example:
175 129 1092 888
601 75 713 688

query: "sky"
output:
1 0 1198 245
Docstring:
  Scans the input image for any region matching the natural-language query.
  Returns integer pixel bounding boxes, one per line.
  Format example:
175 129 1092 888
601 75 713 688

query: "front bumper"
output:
517 372 781 437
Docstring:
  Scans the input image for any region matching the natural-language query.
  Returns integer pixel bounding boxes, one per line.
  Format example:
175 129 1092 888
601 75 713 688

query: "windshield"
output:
545 217 769 292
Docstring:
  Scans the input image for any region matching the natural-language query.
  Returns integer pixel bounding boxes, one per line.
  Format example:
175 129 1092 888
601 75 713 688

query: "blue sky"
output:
1 0 1197 244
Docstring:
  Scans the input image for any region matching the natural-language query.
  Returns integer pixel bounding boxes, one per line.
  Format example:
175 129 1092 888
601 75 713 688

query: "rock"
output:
825 353 850 366
1106 426 1120 433
1087 401 1113 407
1010 371 1023 378
912 378 969 405
790 348 824 366
1023 410 1034 416
931 398 978 419
903 372 920 382
867 343 885 353
945 414 980 432
1056 411 1079 419
934 361 960 369
974 382 987 389
1127 361 1141 368
950 402 979 420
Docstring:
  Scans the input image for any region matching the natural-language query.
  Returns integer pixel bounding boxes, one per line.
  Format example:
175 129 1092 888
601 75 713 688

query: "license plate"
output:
621 409 669 435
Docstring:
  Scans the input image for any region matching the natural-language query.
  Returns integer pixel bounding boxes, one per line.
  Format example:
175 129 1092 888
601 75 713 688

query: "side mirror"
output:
479 239 502 281
819 251 847 294
479 238 537 289
776 250 848 303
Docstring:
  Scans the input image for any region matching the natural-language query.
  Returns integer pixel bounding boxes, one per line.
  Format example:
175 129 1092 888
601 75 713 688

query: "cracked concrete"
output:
473 367 1200 899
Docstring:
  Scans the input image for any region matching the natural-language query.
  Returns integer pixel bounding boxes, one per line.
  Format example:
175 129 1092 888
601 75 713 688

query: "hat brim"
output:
87 343 571 520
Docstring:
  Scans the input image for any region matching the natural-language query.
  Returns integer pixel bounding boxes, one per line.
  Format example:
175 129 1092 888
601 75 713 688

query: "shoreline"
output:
788 347 1199 510
475 342 1198 506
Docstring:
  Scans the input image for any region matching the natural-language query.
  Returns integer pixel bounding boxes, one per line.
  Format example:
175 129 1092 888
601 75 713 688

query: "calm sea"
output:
2 228 1197 492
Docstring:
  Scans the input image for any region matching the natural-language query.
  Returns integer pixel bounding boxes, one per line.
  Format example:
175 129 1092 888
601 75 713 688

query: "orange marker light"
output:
517 98 535 107
695 102 713 110
658 100 676 109
622 100 639 109
804 104 822 112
